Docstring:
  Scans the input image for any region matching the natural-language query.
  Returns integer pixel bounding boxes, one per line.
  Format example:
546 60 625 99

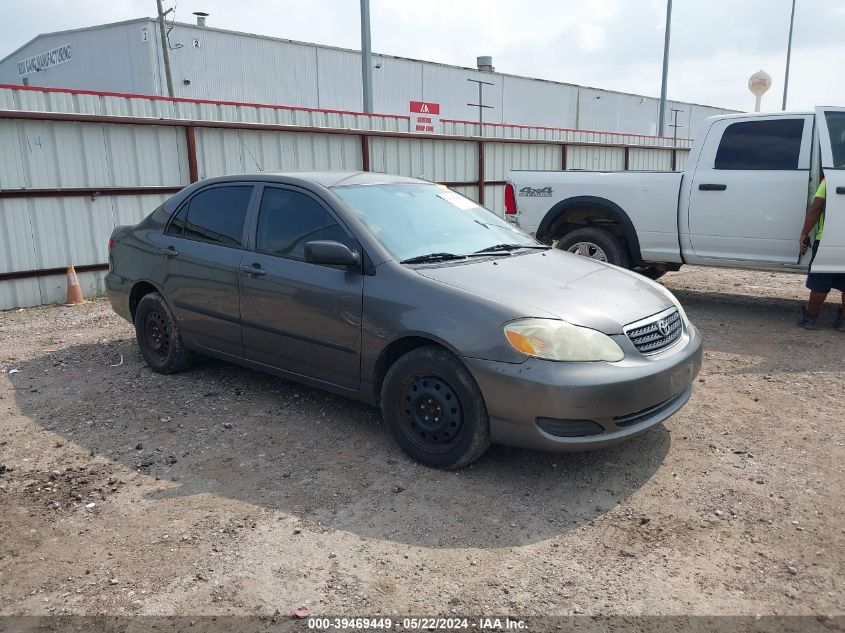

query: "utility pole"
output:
360 0 374 113
467 78 494 135
657 0 672 137
782 0 796 110
155 0 175 97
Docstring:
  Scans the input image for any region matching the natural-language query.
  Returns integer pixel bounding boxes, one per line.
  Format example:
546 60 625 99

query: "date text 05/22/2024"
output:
306 617 527 630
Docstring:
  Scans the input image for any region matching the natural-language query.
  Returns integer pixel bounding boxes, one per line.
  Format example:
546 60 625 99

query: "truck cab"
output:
506 107 845 277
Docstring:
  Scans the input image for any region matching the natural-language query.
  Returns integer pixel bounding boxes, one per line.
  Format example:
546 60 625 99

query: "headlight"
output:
503 318 624 362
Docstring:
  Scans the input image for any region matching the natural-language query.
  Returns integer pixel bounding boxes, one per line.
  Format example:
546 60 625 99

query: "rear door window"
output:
255 187 353 260
169 186 253 247
714 119 805 170
825 111 845 167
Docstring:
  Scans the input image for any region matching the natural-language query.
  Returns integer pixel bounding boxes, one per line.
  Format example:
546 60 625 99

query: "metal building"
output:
0 17 734 138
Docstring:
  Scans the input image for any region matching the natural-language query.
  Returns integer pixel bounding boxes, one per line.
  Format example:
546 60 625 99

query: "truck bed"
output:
508 170 685 264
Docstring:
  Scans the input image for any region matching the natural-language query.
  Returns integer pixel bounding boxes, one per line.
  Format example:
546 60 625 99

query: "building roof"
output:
0 17 733 112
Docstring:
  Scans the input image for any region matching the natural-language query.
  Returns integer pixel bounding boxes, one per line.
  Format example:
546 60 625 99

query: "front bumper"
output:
461 324 703 452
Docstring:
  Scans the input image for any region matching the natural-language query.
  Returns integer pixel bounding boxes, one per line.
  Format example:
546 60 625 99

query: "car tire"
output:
134 292 193 374
381 346 491 469
557 227 630 268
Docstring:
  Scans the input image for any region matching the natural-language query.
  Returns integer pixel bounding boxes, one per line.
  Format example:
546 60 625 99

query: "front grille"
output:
624 308 682 355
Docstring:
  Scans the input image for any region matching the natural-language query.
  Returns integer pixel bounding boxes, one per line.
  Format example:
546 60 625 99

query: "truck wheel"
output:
557 227 630 268
134 292 194 374
380 346 491 469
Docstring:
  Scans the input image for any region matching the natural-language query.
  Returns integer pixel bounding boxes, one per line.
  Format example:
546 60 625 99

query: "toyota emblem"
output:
657 318 671 337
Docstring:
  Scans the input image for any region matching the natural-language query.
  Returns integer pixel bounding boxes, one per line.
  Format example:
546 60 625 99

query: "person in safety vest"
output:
798 175 845 331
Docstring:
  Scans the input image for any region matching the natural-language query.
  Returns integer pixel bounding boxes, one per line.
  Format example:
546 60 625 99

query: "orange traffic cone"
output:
65 265 85 305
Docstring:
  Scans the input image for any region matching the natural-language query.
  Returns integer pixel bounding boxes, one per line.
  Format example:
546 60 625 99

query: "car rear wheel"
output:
381 346 491 469
134 292 193 374
557 226 630 268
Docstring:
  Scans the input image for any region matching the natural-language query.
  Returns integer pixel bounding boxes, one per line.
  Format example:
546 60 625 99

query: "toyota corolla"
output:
106 172 702 468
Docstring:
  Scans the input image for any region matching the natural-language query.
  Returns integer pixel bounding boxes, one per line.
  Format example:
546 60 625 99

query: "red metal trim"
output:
0 186 183 199
437 181 477 188
477 141 486 205
0 83 410 121
0 84 695 143
361 135 371 172
0 109 684 151
0 263 109 282
186 127 199 183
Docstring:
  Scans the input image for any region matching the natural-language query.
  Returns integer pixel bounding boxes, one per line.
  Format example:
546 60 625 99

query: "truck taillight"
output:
108 237 116 253
504 183 517 215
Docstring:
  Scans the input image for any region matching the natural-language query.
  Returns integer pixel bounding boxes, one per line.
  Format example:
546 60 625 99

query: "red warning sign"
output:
409 101 441 133
409 100 441 115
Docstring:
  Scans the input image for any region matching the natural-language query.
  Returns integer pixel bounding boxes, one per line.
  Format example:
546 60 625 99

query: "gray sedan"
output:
106 172 702 468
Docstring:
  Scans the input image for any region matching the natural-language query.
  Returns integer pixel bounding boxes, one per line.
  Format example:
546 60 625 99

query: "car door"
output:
812 107 845 274
157 183 256 358
687 115 814 265
239 185 364 390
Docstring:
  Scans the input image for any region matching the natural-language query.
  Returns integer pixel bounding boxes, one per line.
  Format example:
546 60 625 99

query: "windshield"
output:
333 183 539 261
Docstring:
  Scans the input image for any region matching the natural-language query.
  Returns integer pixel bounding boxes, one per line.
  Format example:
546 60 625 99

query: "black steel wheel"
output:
398 375 465 454
381 346 490 469
142 306 171 362
134 291 193 374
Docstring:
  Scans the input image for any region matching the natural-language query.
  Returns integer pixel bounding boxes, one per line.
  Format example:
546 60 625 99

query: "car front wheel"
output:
134 292 193 374
380 346 491 469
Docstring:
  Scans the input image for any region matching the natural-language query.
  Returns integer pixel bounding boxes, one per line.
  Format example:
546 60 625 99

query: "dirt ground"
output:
0 266 843 620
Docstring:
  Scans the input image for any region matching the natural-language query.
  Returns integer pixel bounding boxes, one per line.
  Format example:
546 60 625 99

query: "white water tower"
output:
748 70 772 112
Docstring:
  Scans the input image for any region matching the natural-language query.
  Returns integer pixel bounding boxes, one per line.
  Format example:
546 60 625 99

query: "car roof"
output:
199 171 429 189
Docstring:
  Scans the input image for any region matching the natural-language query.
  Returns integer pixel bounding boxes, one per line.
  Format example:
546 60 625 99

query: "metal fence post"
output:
186 126 199 183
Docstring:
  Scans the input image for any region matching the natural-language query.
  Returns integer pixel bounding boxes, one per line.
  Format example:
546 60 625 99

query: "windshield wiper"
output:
400 252 467 264
472 243 550 255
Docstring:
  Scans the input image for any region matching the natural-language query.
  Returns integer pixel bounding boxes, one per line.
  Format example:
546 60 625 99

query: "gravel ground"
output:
0 266 843 619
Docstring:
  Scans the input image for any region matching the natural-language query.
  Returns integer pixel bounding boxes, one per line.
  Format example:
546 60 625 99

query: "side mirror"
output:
304 240 361 267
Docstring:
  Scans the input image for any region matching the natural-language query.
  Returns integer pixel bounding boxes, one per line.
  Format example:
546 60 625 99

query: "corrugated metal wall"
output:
369 138 477 183
1 86 691 310
628 148 675 171
0 85 410 132
567 145 626 171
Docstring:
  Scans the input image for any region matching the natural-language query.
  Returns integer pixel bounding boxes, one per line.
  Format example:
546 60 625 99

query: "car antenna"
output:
240 136 263 172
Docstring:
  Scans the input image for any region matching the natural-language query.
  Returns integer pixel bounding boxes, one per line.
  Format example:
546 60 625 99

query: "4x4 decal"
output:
518 186 553 197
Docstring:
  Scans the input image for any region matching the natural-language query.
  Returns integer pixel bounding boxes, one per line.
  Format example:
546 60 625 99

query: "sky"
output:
0 0 843 112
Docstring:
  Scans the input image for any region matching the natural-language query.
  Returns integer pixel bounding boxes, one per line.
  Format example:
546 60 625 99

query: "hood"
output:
416 249 673 334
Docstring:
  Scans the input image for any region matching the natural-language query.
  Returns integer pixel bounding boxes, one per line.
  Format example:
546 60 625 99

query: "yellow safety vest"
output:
815 179 826 241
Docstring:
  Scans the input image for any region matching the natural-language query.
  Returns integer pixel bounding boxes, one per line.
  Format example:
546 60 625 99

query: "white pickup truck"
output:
505 107 845 279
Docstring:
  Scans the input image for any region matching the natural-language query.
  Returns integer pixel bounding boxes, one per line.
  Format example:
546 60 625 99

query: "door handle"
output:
836 186 845 195
241 264 266 276
699 183 727 191
157 246 179 257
